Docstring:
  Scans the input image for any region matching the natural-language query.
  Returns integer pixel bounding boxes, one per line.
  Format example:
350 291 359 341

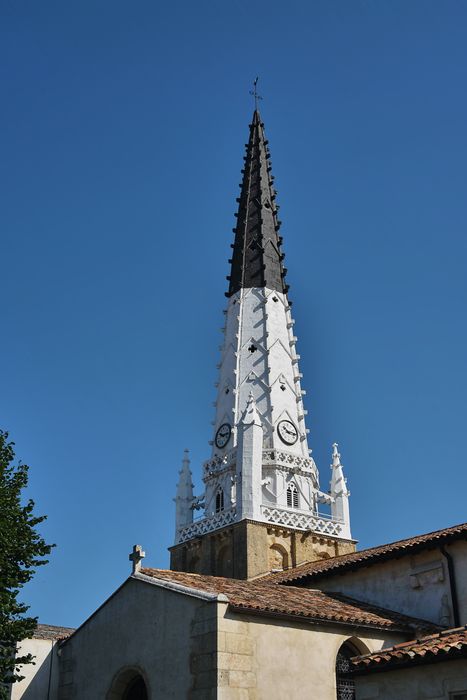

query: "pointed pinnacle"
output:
331 442 341 468
181 449 191 471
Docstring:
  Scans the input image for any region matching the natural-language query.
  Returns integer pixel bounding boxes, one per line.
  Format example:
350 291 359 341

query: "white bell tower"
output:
172 108 353 575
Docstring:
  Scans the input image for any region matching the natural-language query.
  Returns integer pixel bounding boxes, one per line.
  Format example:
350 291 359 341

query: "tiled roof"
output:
33 623 75 641
265 522 467 584
140 568 437 635
352 626 467 673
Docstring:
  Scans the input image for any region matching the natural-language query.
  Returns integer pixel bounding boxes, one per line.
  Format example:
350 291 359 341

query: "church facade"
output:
10 110 467 700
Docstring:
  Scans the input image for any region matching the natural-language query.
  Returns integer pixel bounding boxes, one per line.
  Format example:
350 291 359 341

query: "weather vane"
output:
249 77 263 111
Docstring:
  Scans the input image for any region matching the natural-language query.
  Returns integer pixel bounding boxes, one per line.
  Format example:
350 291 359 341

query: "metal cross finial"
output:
249 76 263 111
129 544 146 574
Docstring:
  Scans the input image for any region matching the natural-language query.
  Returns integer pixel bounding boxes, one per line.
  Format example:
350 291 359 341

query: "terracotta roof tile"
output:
352 626 467 672
140 568 438 635
33 624 75 641
264 522 467 584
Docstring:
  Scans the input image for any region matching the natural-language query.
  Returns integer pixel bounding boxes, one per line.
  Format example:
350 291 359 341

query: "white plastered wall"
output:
51 578 211 699
451 540 467 625
310 542 467 627
11 637 60 699
216 603 407 700
355 659 467 700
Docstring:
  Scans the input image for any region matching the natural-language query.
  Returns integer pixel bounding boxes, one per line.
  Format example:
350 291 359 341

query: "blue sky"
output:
2 1 466 628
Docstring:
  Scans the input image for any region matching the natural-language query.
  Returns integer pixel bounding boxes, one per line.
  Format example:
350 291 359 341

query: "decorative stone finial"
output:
331 442 341 468
129 544 145 574
329 442 351 539
174 450 195 544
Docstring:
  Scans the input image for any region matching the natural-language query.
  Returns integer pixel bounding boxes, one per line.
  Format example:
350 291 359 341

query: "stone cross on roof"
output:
129 544 146 574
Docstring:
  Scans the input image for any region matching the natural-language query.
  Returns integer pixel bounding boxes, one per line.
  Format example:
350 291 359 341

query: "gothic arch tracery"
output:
335 639 369 700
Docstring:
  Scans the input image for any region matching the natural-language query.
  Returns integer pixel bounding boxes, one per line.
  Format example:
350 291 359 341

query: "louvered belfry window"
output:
215 488 224 513
286 482 299 509
336 643 357 700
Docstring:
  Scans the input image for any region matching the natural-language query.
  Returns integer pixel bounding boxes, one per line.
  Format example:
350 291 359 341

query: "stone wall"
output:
55 578 217 699
169 519 356 580
309 541 467 628
11 576 410 700
11 638 60 699
216 604 405 700
355 658 467 699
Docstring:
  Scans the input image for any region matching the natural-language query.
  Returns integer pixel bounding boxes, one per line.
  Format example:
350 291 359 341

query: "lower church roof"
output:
265 521 467 584
352 625 467 673
140 568 438 635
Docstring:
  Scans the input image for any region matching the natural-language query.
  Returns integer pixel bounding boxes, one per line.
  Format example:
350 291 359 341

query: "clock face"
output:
215 423 231 449
277 419 298 446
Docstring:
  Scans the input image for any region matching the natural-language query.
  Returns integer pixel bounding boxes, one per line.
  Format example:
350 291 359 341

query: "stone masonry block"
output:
57 685 73 700
225 633 255 655
220 619 249 635
218 652 254 672
190 652 216 674
192 616 217 636
218 669 230 687
60 671 73 686
189 689 217 700
218 630 226 651
60 659 73 672
194 630 217 653
228 670 257 689
218 688 250 700
192 669 217 690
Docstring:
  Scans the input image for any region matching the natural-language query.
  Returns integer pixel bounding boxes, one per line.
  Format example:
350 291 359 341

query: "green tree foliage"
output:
0 430 54 697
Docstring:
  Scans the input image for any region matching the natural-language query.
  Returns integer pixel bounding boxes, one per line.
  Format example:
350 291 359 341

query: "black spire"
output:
226 111 288 297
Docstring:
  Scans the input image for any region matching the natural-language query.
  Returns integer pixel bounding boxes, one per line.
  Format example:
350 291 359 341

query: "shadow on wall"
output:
17 645 54 700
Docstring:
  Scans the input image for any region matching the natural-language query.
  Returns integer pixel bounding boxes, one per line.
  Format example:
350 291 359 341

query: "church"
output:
11 108 467 700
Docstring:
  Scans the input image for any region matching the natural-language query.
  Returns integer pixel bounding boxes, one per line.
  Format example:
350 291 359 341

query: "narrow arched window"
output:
286 482 299 508
336 642 358 700
215 487 224 513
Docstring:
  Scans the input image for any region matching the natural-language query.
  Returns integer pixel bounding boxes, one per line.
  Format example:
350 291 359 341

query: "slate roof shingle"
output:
352 626 467 672
140 568 437 635
265 522 467 584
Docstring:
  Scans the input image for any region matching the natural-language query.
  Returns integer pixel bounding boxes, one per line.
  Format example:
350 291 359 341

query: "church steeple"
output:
227 111 287 297
170 107 355 580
